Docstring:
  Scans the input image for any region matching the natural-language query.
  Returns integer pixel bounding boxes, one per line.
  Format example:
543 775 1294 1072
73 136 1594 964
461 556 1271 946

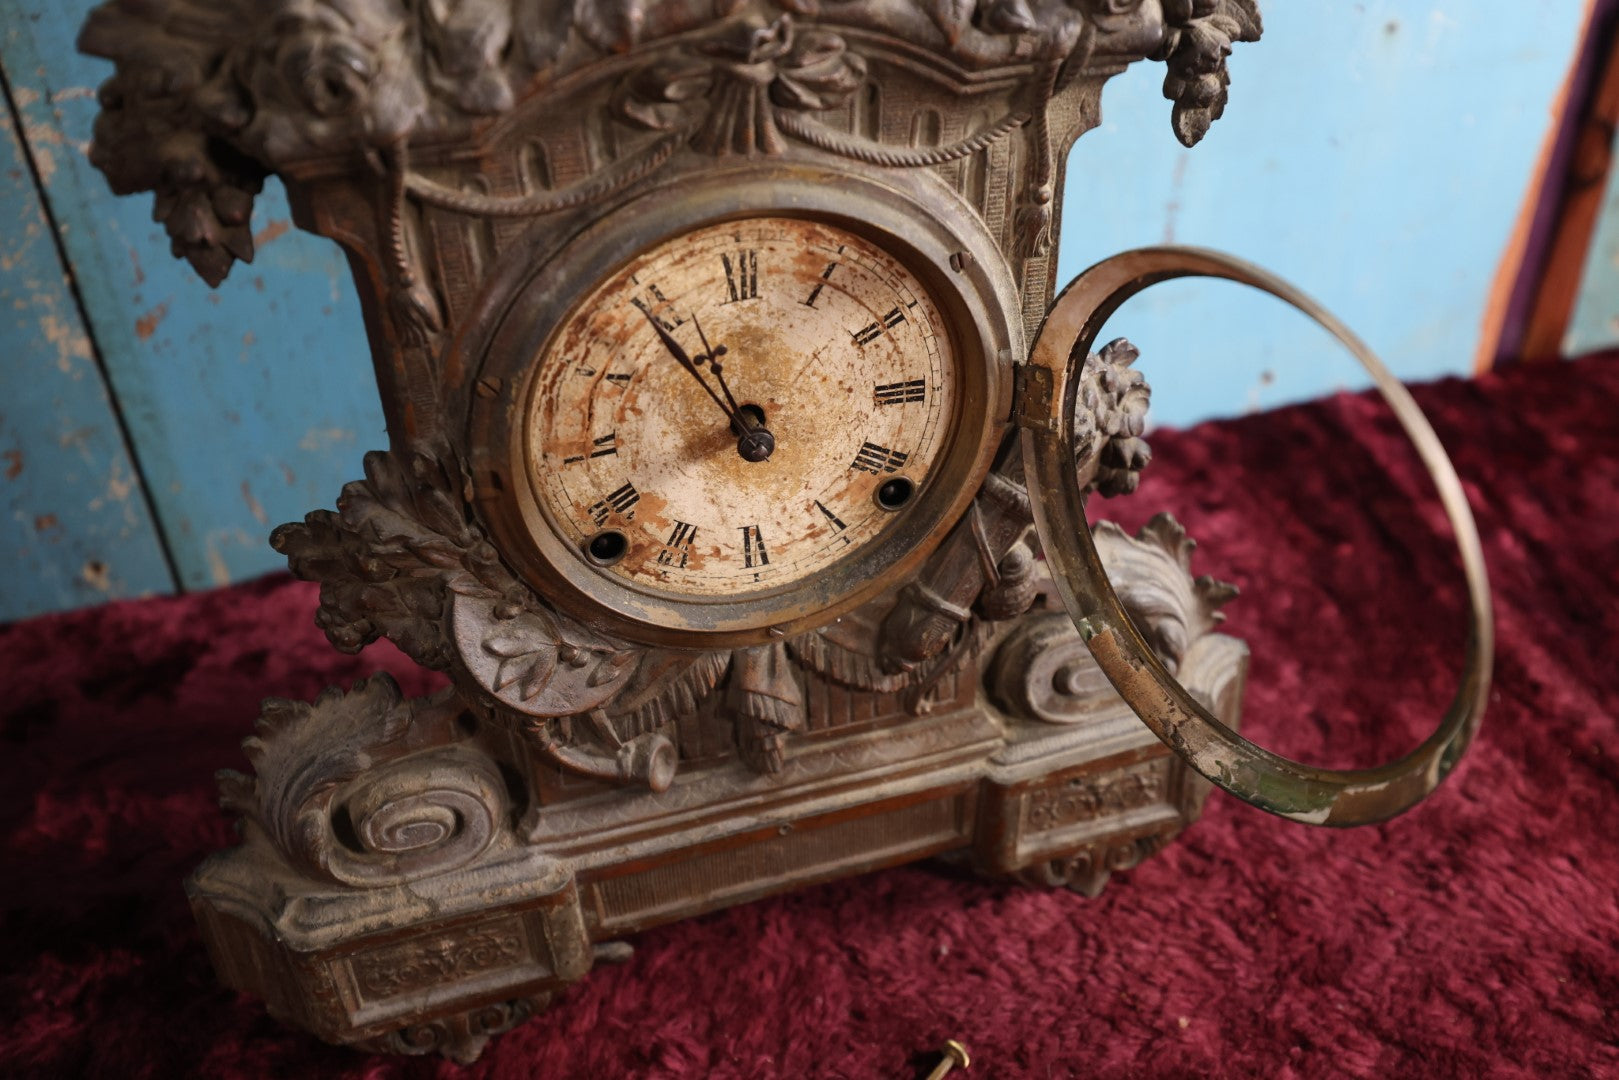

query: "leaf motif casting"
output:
218 674 512 887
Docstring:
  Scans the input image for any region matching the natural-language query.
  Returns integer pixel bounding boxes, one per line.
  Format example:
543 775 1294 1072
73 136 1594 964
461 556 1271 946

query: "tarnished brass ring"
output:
1021 246 1493 826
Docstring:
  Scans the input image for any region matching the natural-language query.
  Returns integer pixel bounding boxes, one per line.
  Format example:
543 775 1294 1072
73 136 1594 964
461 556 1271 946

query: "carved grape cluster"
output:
1155 0 1263 147
1075 337 1153 498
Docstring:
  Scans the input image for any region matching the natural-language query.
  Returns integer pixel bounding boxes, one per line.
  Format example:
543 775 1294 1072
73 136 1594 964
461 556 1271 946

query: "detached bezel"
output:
467 164 1018 648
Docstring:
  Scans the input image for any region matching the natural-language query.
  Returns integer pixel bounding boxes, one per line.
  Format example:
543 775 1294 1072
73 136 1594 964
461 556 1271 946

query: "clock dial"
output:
525 216 958 599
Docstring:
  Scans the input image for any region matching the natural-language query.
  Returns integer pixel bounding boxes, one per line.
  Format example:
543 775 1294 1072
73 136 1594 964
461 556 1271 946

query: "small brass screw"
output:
923 1040 970 1080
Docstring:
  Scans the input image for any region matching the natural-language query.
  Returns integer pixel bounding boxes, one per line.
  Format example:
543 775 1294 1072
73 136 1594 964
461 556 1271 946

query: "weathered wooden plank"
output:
1566 117 1619 356
0 0 386 594
1058 1 1589 426
0 85 172 621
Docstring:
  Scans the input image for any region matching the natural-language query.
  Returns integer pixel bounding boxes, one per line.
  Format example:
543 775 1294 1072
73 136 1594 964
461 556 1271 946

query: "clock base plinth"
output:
187 845 593 1064
187 620 1245 1062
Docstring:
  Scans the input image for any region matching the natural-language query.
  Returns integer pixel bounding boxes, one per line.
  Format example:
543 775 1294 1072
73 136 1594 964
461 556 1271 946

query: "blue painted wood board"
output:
1566 117 1619 356
0 85 172 621
1058 0 1588 429
0 0 386 593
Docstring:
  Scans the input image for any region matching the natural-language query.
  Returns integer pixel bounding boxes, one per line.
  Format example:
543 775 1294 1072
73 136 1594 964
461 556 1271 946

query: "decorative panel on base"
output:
186 537 1245 1058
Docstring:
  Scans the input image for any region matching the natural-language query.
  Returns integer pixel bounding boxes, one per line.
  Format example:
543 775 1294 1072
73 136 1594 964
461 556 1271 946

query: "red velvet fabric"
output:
3 356 1617 1079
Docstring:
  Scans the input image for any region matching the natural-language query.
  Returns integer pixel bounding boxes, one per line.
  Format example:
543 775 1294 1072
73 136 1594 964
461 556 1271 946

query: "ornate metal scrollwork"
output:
354 995 548 1066
217 674 507 887
270 444 638 708
269 443 704 788
1016 830 1177 897
989 514 1236 724
271 423 1213 781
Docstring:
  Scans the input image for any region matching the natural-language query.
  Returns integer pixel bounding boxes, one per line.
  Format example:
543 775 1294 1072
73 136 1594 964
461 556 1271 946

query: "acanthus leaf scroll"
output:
217 673 512 888
269 442 680 785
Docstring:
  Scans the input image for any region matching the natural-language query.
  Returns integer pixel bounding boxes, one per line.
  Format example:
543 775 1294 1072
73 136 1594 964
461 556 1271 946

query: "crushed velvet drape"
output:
4 355 1616 1078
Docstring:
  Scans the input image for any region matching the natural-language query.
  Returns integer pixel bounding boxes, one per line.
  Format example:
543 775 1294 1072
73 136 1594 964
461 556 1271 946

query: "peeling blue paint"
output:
1 0 385 596
0 94 170 619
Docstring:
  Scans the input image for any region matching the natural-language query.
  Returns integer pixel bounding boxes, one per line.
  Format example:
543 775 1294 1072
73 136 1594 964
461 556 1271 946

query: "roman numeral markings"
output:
564 432 618 464
801 251 843 308
873 379 927 406
629 279 683 331
588 482 640 526
658 520 698 568
722 249 759 303
577 366 631 387
740 524 769 569
852 307 906 346
814 500 848 539
851 442 909 475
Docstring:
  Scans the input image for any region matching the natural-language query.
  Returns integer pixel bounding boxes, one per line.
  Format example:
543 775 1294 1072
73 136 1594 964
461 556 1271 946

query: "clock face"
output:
524 216 959 601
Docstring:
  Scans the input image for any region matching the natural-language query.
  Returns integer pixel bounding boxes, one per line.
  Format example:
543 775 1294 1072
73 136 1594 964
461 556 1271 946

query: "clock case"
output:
80 0 1264 1062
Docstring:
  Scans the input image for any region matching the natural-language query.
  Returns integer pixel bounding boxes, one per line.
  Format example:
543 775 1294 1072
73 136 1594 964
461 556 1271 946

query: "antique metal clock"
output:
79 0 1491 1062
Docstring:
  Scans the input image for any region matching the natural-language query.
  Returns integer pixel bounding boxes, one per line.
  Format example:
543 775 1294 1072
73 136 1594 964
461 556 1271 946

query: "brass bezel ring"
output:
465 163 1019 648
1021 246 1493 826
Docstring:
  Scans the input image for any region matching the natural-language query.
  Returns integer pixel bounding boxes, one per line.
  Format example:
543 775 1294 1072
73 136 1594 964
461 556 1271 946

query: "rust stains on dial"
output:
526 216 958 599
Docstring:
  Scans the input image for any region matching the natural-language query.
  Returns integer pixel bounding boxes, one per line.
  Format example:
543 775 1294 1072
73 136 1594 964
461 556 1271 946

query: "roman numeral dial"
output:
528 215 960 602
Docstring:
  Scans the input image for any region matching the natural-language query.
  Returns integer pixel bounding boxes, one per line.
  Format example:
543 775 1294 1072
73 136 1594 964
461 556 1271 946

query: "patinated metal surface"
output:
68 0 1489 1064
1019 246 1493 826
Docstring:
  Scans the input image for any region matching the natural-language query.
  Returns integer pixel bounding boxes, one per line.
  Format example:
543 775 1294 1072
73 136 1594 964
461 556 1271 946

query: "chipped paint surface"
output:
297 427 358 453
203 527 260 587
1 0 383 601
0 72 170 619
253 220 291 248
133 299 169 341
37 309 93 374
240 481 267 525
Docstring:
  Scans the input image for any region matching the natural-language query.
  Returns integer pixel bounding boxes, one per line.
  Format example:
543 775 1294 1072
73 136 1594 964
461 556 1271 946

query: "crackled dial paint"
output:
526 216 958 598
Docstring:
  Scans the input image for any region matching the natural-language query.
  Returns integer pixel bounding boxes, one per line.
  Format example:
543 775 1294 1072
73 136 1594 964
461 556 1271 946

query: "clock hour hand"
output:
637 304 774 462
690 314 776 463
689 314 745 417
